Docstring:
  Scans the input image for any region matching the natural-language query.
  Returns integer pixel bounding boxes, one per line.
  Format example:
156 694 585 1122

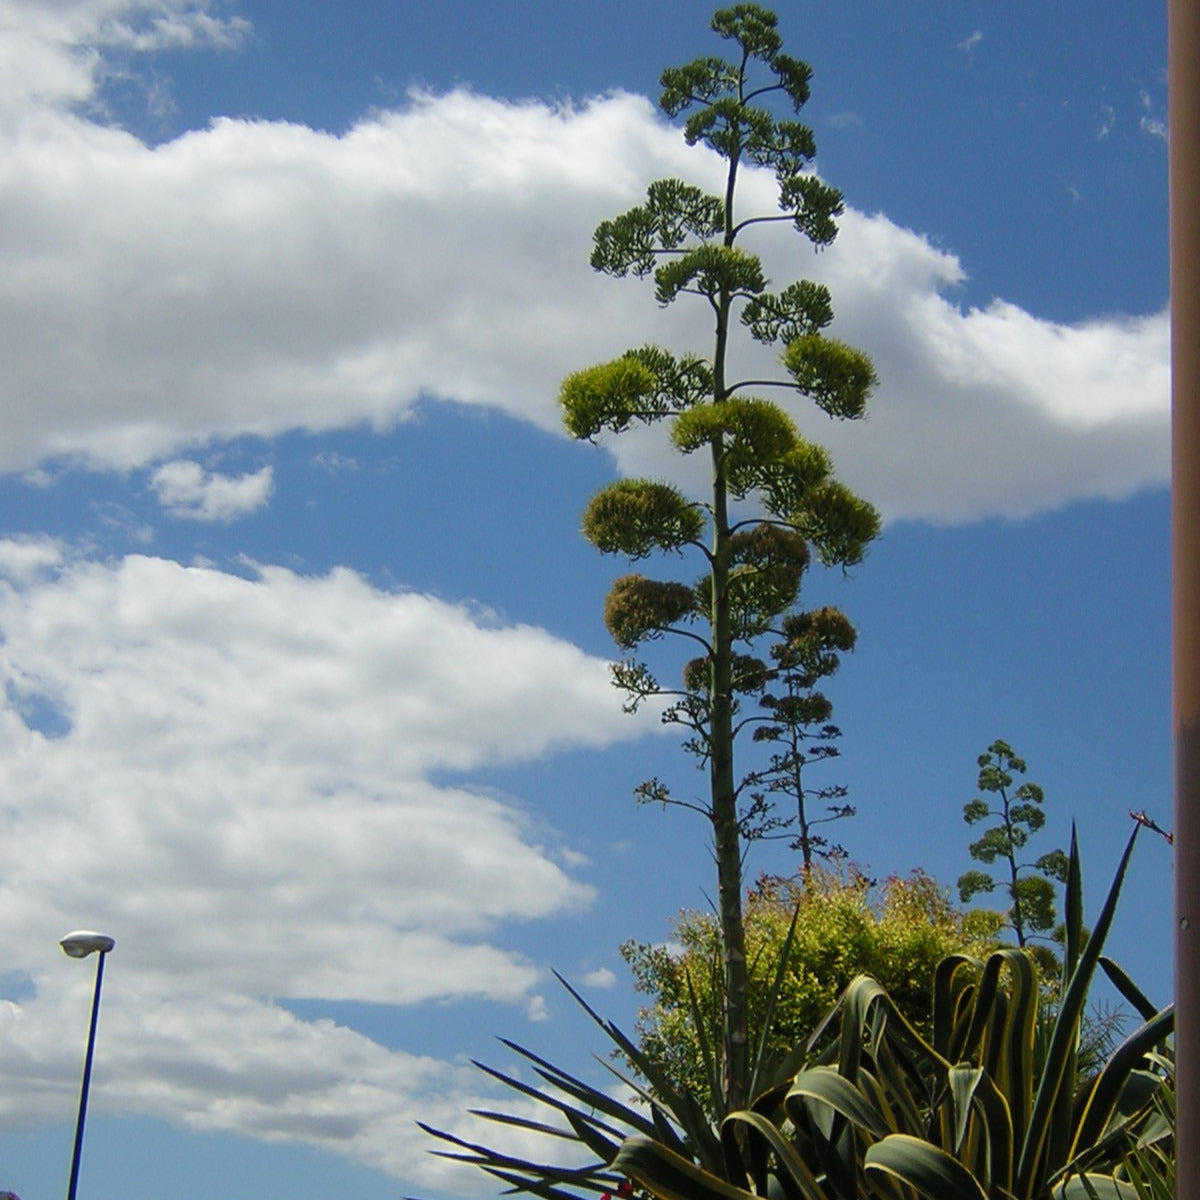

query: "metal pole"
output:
1171 1 1200 1198
65 950 107 1200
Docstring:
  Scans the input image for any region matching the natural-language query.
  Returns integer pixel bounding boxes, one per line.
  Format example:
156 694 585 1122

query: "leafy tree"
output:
560 4 879 1112
620 866 999 1106
957 738 1069 947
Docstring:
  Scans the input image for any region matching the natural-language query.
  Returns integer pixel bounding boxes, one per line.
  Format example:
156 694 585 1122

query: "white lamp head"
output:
60 931 115 959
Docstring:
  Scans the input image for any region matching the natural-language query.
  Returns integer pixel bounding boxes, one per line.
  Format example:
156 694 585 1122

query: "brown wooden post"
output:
1172 2 1200 1197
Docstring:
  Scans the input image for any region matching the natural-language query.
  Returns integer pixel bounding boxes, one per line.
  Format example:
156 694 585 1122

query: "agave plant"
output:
415 972 725 1198
417 909 806 1198
1113 1063 1174 1199
419 826 1170 1200
614 825 1172 1200
1051 1056 1174 1200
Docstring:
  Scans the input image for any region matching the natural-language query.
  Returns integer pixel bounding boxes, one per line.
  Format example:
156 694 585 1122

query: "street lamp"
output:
60 931 115 1200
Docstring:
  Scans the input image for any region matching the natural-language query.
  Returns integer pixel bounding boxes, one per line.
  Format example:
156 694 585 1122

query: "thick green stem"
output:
707 127 751 1113
709 433 747 1113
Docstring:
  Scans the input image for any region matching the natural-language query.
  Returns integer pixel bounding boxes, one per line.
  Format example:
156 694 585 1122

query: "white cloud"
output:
805 213 1170 521
0 535 64 583
0 546 646 1180
956 30 983 54
149 459 274 521
0 0 250 112
96 4 252 55
1141 116 1167 141
582 967 617 989
1139 88 1167 142
90 498 156 543
0 23 1168 523
312 449 359 473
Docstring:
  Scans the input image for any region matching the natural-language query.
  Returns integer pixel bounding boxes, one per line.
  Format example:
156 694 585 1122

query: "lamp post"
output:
60 931 115 1200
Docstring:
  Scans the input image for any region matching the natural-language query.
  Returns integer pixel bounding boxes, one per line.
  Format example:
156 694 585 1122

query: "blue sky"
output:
0 4 1171 1199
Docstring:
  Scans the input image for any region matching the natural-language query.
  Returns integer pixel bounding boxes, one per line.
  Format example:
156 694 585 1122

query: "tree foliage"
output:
560 3 879 1112
958 739 1069 947
621 867 999 1107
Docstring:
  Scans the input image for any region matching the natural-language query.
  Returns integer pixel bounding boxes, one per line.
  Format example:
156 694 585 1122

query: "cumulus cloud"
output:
0 542 644 1179
149 459 274 520
0 535 65 583
0 0 250 112
796 209 1169 522
582 967 617 989
0 11 1167 524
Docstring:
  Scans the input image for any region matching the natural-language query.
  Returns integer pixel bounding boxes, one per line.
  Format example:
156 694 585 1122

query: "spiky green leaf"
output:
863 1135 990 1200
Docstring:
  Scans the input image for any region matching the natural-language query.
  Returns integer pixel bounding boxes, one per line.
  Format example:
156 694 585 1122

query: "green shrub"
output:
621 866 999 1107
